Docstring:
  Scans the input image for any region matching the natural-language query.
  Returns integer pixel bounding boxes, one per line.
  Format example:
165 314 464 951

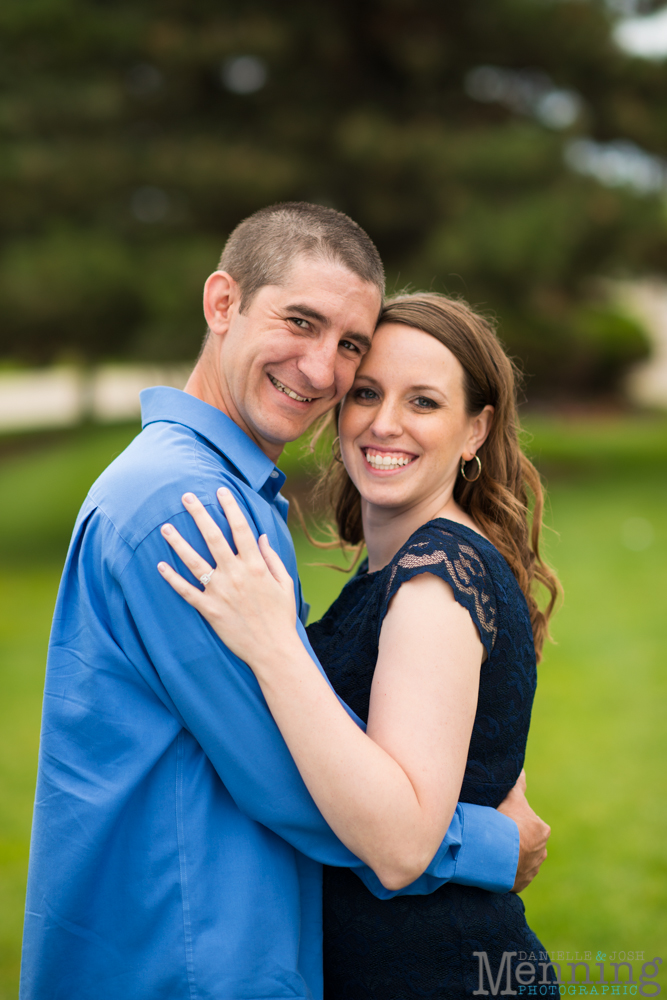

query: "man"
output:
21 202 549 999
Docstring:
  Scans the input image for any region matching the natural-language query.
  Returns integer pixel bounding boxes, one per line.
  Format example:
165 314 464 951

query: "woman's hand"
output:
157 488 298 666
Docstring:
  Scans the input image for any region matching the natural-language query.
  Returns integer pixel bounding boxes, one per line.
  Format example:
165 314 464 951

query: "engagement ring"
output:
199 570 215 586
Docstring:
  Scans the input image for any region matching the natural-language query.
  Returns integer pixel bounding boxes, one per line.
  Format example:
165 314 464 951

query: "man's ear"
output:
203 271 241 337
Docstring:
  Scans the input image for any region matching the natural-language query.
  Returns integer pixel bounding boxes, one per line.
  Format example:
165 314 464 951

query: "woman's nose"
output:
369 402 403 439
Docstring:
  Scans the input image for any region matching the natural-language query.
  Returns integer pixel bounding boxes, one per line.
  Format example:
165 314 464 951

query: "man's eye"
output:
340 339 360 354
289 317 309 329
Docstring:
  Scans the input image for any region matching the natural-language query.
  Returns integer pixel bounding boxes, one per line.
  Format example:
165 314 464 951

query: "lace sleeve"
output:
380 524 498 660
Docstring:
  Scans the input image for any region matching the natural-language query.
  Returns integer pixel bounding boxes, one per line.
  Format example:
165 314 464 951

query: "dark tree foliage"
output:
0 0 665 396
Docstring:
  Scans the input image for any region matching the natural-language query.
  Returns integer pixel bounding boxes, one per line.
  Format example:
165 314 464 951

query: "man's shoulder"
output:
88 420 243 551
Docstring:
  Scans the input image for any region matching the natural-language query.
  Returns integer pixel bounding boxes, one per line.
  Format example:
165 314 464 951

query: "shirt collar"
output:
140 387 285 495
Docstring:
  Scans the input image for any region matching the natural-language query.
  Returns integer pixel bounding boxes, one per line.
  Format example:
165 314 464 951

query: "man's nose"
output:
296 340 339 392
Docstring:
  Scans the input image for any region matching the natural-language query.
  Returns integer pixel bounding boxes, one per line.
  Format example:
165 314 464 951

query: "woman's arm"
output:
158 489 482 890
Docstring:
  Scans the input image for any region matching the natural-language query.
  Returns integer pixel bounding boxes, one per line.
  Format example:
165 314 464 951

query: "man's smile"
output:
268 373 315 404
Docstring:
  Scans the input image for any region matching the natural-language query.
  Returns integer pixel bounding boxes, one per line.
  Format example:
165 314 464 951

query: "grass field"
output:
0 416 665 995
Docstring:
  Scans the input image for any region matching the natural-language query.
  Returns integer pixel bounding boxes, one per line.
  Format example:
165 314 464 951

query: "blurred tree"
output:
0 0 665 396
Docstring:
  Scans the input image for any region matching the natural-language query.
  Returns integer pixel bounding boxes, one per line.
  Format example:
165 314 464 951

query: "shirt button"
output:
270 470 279 478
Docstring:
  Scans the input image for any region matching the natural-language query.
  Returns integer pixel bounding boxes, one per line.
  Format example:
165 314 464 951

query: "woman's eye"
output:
353 386 378 401
413 396 438 410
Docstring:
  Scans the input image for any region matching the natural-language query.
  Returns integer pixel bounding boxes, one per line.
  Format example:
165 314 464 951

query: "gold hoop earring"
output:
331 436 343 464
460 454 482 482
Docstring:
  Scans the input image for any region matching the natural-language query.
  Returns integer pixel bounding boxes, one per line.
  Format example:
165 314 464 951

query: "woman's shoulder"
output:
387 518 493 581
383 518 525 658
390 518 517 591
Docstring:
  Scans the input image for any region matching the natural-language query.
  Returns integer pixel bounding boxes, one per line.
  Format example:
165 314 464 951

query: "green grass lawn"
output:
522 470 667 959
0 416 665 995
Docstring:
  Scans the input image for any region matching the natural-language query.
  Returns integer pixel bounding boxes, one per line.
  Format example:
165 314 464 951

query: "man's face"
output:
212 257 381 458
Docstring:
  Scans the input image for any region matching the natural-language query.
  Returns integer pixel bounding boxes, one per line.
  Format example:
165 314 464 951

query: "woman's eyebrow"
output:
353 374 445 391
410 384 443 394
354 378 448 400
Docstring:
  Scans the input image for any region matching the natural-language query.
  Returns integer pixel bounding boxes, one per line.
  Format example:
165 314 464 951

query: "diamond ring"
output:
199 569 215 586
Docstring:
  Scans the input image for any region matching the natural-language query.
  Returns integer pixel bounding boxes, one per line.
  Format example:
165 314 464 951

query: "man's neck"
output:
184 360 284 463
184 360 230 417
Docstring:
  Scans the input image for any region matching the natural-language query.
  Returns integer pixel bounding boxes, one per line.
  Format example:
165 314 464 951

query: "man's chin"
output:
253 405 329 451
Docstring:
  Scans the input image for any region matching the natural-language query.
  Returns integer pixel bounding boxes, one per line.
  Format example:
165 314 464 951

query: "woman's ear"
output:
203 271 241 337
462 405 494 461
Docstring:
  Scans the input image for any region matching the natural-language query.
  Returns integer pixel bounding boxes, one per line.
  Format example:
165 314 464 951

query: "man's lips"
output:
268 373 315 404
361 447 418 471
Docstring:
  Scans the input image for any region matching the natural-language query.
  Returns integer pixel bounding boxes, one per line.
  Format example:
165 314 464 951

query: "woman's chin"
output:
356 481 416 510
345 459 424 510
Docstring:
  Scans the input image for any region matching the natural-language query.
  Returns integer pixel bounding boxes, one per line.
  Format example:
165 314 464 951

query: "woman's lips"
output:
361 448 418 472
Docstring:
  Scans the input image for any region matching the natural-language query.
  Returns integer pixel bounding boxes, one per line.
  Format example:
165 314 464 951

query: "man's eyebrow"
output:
346 332 372 351
283 303 330 326
284 303 372 350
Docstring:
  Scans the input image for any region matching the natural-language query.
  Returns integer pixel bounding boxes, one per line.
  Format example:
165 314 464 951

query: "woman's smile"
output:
362 447 418 473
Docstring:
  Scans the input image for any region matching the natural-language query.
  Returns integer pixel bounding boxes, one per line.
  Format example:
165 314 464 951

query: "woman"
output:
157 292 560 998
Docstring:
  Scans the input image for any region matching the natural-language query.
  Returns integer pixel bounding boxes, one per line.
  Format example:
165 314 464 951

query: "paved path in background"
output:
0 364 191 432
621 280 667 408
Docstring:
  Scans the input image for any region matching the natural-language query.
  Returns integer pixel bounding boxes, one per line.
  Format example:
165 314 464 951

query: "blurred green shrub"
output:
0 231 219 363
504 303 652 399
567 305 651 393
0 230 143 363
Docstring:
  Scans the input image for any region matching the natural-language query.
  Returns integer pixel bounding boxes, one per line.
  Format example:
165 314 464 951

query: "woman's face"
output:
339 322 492 513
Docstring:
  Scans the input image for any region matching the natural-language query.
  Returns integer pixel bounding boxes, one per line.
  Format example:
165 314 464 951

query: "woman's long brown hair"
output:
311 292 561 661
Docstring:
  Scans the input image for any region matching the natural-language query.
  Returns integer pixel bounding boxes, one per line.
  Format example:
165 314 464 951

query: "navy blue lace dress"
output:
306 518 551 999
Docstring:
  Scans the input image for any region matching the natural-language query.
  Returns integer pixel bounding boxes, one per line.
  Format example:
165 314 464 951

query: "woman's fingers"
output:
182 493 235 567
165 490 266 586
161 522 214 585
216 487 265 566
258 535 293 587
157 560 206 609
257 536 297 624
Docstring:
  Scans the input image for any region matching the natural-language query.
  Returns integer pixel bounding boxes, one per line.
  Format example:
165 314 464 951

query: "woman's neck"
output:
362 491 466 573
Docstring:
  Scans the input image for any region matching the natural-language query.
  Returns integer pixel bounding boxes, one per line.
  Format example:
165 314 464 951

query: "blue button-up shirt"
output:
21 387 519 1000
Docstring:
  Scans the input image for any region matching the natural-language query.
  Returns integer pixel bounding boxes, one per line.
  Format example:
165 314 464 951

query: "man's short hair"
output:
217 201 385 311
